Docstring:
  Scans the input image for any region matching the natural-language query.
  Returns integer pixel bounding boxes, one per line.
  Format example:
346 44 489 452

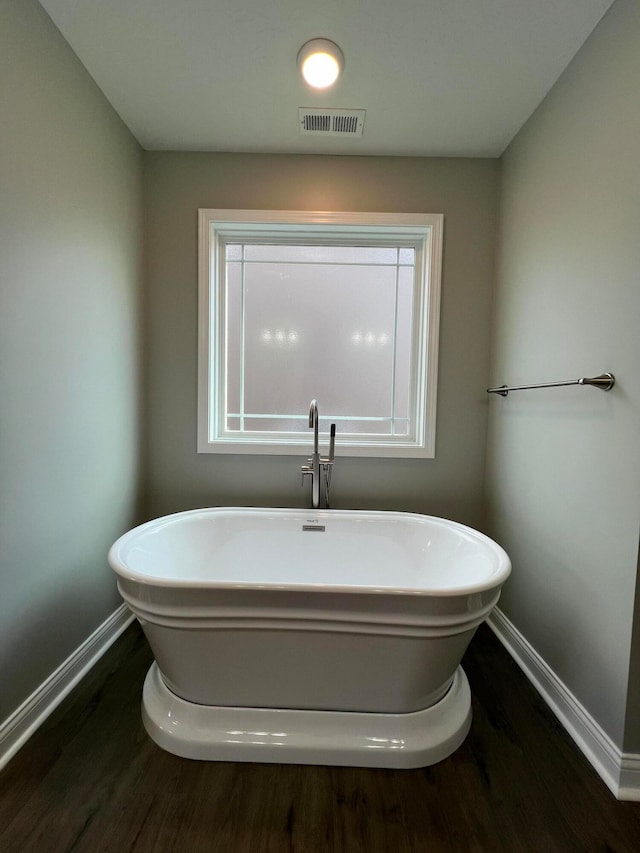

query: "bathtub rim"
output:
109 506 511 597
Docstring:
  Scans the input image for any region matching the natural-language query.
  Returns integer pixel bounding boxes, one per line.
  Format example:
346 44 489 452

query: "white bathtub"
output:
109 507 510 768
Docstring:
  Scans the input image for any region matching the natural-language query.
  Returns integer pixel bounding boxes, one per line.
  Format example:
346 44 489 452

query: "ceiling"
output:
39 0 613 157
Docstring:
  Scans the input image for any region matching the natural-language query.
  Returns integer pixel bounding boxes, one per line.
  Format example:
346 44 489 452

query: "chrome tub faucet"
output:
301 399 336 510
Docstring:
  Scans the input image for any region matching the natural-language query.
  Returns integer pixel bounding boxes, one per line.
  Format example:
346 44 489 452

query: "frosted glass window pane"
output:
244 417 307 433
225 262 242 415
398 248 415 265
241 261 396 424
227 242 417 437
393 265 414 429
335 419 392 435
243 244 399 265
226 244 242 260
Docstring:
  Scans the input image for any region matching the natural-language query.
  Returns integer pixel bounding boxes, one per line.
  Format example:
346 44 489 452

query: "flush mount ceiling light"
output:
297 38 344 89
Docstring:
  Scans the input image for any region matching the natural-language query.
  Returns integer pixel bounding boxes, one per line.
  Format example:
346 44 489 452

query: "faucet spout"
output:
308 399 319 455
301 400 336 511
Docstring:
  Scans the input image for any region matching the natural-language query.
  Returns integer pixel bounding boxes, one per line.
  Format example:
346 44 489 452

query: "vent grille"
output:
299 108 365 137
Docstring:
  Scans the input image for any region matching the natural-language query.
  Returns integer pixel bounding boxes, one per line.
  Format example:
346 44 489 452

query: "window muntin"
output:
198 210 443 457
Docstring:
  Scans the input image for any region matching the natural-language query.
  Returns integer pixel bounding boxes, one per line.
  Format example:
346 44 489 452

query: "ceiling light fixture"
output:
297 38 344 90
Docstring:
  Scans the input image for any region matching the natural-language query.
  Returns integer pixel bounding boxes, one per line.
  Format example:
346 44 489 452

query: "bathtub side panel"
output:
140 622 477 714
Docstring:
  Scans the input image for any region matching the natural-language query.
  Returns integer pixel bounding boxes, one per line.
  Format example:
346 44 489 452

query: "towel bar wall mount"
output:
487 372 615 397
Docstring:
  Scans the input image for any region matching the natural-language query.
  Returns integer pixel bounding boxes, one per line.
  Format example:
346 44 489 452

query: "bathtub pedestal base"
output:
142 662 472 769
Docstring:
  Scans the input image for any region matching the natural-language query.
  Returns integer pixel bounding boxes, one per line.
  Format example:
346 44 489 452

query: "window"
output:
198 210 443 457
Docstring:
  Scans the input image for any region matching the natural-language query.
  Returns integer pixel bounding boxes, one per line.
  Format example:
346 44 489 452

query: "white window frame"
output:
197 209 443 457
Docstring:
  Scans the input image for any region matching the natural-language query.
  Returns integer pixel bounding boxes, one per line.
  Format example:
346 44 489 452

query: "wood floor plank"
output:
1 623 639 852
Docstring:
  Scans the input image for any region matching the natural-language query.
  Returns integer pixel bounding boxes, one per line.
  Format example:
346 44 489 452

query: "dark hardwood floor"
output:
1 622 639 852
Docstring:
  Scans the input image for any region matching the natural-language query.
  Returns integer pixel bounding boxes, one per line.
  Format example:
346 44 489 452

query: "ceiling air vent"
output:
299 108 365 138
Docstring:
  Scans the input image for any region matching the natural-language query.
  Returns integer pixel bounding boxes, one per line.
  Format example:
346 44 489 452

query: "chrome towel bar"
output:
487 372 615 397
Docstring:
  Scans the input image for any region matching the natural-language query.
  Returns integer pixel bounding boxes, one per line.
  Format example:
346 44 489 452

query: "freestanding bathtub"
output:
109 507 510 768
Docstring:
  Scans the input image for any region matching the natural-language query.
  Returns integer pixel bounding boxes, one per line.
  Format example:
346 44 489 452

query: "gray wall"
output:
143 153 499 524
485 0 640 750
0 0 144 722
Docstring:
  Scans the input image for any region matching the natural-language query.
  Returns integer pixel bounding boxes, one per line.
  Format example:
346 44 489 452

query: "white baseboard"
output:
488 608 640 801
0 603 134 772
619 754 640 801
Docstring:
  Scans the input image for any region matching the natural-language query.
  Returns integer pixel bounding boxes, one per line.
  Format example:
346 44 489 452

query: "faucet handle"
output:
329 423 336 461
